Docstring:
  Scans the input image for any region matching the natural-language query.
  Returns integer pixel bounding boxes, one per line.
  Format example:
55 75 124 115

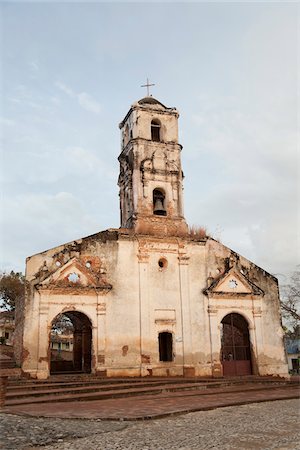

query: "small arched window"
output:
151 119 161 142
153 189 166 216
159 332 173 362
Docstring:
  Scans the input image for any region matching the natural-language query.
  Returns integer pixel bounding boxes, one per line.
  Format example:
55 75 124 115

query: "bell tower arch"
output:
118 96 188 236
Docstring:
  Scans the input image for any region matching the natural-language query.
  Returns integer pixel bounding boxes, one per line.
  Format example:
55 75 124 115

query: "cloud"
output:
186 78 297 277
28 61 39 74
55 81 75 98
0 192 99 272
55 81 101 114
0 117 15 127
187 163 298 276
78 93 101 114
50 97 61 105
6 84 45 110
65 146 104 173
2 144 113 185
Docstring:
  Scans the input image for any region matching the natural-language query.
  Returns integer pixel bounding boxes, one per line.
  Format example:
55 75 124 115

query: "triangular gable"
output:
215 272 251 293
204 268 264 298
37 257 112 293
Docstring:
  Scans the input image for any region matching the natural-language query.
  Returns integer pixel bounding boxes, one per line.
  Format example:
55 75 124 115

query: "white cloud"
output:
55 81 75 98
50 97 61 105
0 117 15 126
0 192 99 271
2 144 113 185
55 81 101 114
186 74 297 276
6 84 46 110
78 92 101 114
65 146 104 173
28 61 39 75
8 97 21 104
29 61 39 70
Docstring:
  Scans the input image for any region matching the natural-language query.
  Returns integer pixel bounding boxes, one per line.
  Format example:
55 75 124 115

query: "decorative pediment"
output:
36 258 112 294
204 269 264 298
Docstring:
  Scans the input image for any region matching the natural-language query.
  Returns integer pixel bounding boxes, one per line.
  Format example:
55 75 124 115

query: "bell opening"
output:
153 189 167 216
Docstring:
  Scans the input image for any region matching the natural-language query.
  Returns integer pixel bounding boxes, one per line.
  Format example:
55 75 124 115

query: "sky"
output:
1 1 299 284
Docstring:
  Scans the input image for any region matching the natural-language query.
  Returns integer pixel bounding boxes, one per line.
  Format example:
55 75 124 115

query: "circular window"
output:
85 261 91 269
68 273 80 283
55 261 61 267
228 279 238 289
158 258 168 270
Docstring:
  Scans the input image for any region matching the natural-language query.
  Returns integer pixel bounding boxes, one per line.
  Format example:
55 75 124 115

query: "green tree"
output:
0 271 25 311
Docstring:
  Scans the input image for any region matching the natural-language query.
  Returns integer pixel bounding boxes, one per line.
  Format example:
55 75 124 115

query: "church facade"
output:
21 96 288 379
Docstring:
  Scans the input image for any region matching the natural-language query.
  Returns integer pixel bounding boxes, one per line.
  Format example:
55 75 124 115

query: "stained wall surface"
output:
21 230 288 379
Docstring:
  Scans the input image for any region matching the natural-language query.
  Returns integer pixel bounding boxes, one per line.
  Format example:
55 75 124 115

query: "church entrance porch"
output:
221 313 252 376
50 311 92 374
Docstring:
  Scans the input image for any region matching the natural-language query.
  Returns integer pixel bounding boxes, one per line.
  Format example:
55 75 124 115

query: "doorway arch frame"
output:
220 311 254 376
49 309 94 375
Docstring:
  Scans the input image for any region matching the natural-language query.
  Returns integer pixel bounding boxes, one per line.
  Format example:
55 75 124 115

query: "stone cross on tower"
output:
141 78 155 96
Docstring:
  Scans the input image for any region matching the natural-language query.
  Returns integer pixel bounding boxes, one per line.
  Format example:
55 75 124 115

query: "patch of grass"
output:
188 225 208 239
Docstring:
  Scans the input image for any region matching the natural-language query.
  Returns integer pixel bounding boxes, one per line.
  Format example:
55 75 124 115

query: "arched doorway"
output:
50 311 92 374
221 313 252 376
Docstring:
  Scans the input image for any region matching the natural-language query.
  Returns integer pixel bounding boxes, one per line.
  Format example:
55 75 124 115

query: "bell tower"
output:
118 96 188 236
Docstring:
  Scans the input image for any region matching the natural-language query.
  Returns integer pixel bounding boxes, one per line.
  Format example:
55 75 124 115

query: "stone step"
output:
0 361 17 369
9 375 219 384
8 374 286 386
8 375 254 386
7 379 179 391
7 376 291 396
7 376 287 394
7 380 211 398
0 353 17 370
5 379 297 406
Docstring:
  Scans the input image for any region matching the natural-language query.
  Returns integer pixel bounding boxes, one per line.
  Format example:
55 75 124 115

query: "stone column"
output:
178 253 194 376
138 250 150 376
96 301 106 374
252 307 263 375
22 289 41 378
207 305 222 377
36 299 50 379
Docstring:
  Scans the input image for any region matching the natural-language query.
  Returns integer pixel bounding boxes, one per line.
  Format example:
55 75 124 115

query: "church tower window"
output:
118 95 188 233
153 188 166 216
159 332 173 362
151 119 161 142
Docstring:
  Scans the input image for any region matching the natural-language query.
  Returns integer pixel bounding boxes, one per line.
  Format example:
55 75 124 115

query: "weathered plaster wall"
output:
22 230 288 379
203 239 287 376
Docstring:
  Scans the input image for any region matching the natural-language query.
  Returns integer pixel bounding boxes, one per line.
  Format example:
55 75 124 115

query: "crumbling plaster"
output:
21 229 287 379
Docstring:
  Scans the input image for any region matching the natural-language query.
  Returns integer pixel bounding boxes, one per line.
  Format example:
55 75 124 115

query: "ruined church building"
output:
21 95 288 379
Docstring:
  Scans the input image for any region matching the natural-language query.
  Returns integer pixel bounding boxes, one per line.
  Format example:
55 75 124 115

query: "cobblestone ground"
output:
1 399 299 450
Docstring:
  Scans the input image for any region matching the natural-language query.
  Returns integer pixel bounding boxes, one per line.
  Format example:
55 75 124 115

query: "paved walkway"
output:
4 384 299 420
1 399 299 449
